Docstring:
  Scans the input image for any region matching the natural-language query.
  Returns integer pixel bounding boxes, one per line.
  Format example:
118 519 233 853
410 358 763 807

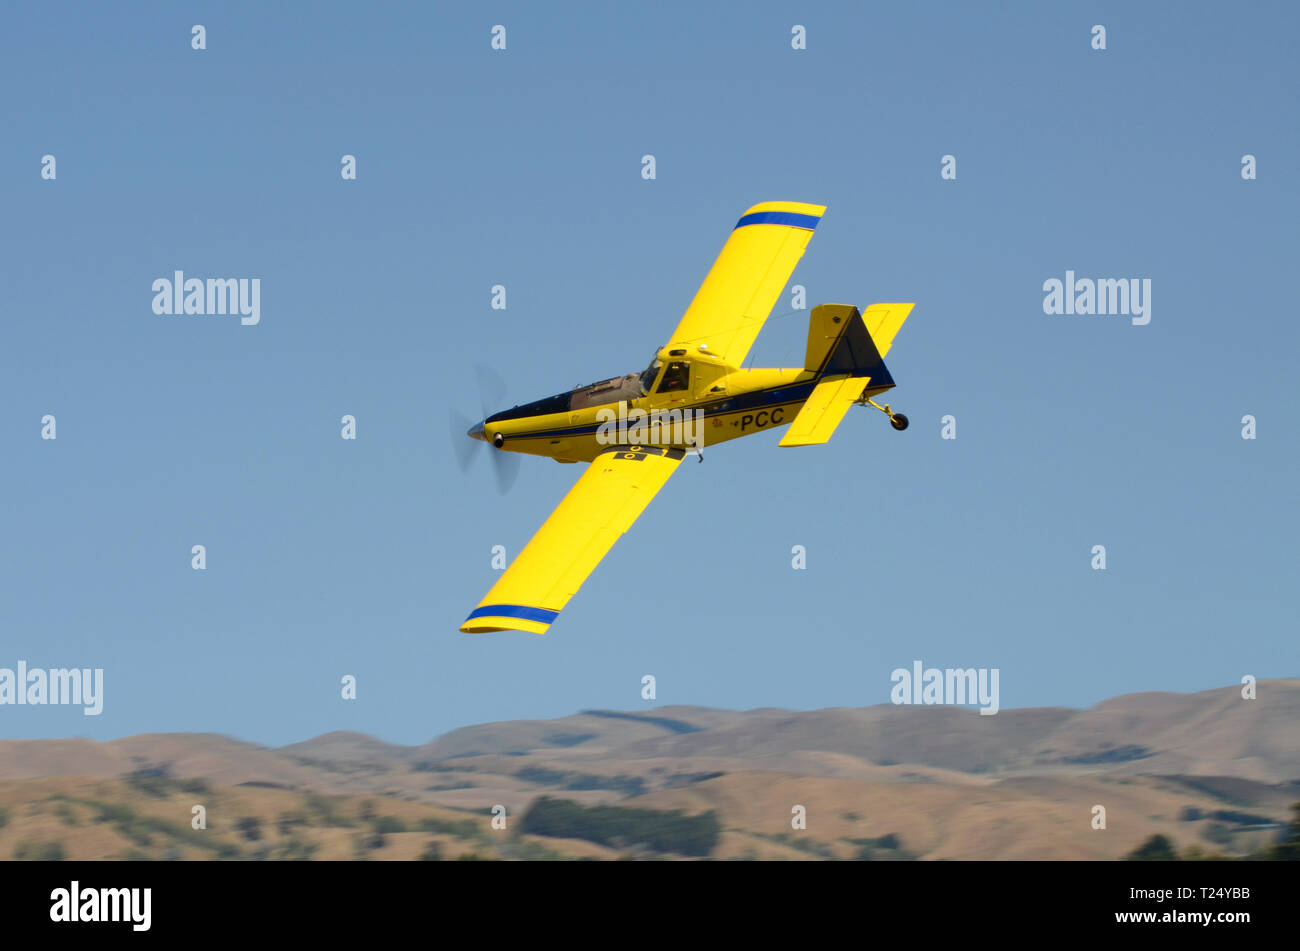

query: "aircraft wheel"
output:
890 414 909 431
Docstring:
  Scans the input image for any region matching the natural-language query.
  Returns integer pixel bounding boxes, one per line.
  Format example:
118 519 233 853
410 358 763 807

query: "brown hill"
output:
1 679 1295 860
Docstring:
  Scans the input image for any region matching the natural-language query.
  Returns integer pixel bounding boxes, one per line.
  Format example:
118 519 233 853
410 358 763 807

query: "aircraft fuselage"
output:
469 352 894 463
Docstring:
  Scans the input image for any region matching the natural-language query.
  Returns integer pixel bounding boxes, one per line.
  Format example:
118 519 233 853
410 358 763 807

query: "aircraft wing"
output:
665 201 826 368
460 445 686 634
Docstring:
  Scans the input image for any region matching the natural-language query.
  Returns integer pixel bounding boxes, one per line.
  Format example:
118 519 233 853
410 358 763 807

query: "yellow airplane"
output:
460 201 914 635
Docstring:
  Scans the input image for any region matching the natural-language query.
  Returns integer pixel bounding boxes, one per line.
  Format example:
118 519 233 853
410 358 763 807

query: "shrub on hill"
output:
1125 834 1177 860
519 796 720 857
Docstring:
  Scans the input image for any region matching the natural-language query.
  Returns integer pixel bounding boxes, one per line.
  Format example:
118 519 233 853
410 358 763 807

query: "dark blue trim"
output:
734 211 821 231
515 383 819 440
509 372 900 442
492 335 899 445
466 604 559 624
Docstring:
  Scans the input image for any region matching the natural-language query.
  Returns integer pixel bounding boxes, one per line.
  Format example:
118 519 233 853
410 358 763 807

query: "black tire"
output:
890 414 909 431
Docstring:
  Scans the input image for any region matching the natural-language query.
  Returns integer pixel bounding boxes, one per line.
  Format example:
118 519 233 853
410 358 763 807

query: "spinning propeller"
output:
449 365 521 494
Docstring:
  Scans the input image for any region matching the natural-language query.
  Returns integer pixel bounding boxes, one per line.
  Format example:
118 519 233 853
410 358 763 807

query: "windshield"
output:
656 361 690 393
638 358 661 395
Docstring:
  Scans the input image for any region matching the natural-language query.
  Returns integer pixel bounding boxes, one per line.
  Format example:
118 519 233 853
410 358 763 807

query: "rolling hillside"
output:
1 680 1296 860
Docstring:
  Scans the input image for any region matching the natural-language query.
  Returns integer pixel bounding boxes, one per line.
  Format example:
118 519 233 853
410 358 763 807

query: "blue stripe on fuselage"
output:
505 379 828 441
496 347 895 444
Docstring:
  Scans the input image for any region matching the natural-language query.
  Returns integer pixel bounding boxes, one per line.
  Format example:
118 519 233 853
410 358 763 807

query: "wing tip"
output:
459 604 557 635
734 201 827 232
740 200 827 218
459 618 551 635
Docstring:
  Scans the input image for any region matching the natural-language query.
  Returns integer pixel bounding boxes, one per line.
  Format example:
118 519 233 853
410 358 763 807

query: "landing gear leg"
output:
863 397 909 431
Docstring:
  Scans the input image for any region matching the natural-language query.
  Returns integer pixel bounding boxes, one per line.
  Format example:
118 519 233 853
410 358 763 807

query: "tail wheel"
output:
863 397 909 432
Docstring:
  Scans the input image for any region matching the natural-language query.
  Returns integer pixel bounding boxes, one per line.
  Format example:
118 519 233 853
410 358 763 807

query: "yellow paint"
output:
460 446 684 634
667 201 826 367
778 375 871 447
461 202 914 634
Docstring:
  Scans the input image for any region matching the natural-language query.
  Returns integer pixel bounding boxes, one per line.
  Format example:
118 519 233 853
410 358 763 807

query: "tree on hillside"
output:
1273 802 1300 861
520 796 721 857
235 816 263 841
1125 834 1177 860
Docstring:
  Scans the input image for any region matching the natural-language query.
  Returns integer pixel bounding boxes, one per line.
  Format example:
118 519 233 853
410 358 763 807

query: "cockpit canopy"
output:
639 358 661 395
484 350 701 425
639 351 693 395
486 368 645 424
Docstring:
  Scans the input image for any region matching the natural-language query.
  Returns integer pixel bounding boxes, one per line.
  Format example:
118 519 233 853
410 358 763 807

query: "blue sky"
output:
2 1 1296 745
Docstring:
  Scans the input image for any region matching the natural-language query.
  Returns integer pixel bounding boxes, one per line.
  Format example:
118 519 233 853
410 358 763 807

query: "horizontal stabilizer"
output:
778 375 870 447
861 303 914 357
